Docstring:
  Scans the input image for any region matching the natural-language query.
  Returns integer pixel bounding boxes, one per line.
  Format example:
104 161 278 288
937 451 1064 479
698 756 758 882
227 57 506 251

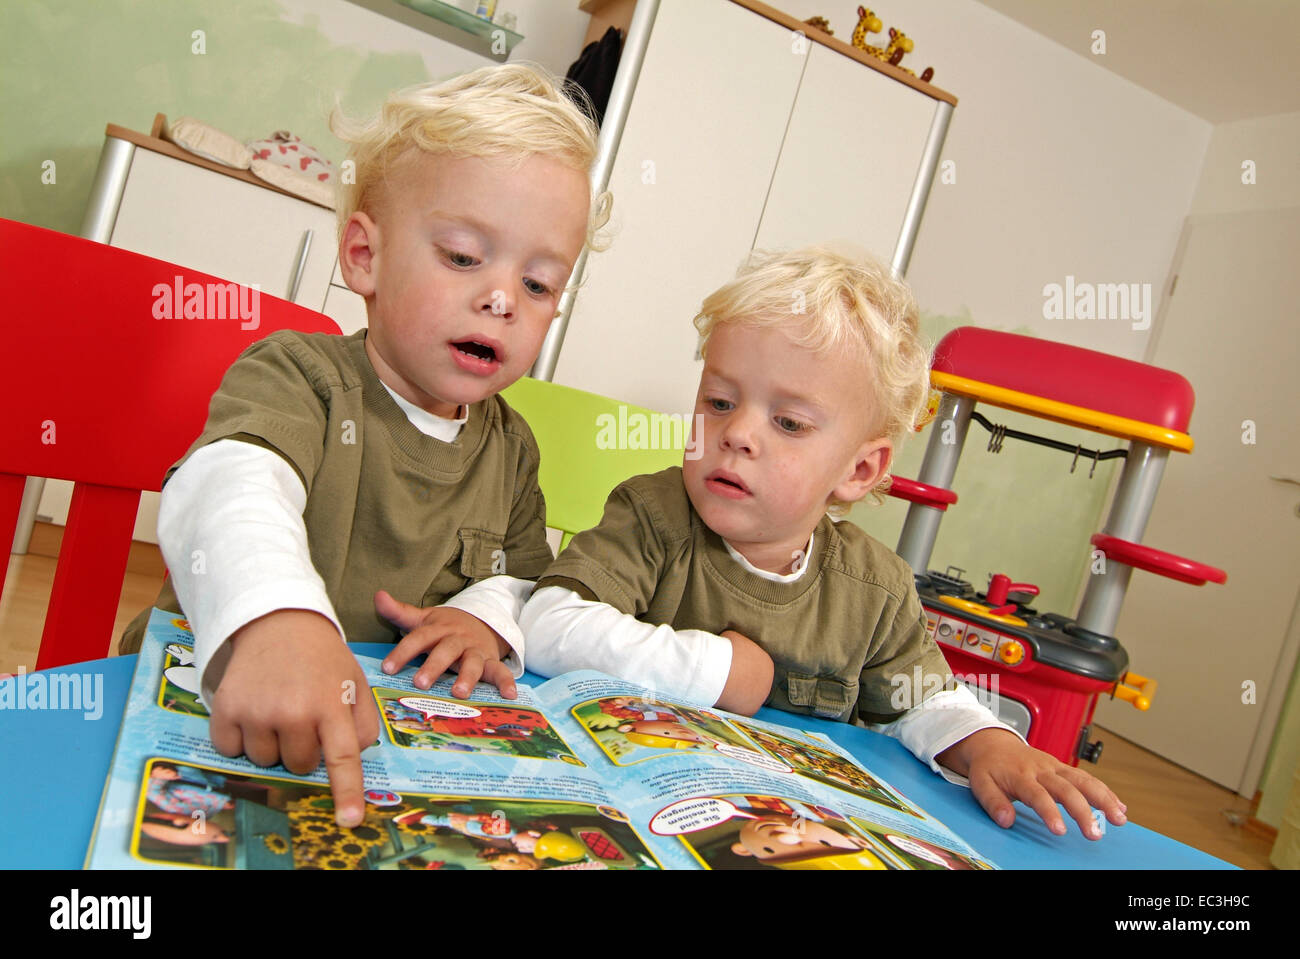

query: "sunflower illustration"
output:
263 834 290 855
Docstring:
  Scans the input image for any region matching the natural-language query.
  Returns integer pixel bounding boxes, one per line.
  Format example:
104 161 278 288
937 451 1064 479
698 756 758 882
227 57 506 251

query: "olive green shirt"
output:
119 329 552 652
537 467 954 723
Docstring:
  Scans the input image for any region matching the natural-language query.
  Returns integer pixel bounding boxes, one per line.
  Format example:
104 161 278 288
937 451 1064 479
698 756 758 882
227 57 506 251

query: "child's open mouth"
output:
450 338 503 375
705 471 751 500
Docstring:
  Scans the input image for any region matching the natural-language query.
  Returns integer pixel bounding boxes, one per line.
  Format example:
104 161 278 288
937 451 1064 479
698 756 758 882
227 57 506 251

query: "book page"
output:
531 672 998 870
87 612 660 870
88 611 995 870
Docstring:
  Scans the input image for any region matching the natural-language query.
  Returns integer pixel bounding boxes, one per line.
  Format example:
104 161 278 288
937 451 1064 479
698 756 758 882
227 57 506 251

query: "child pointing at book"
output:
121 64 607 827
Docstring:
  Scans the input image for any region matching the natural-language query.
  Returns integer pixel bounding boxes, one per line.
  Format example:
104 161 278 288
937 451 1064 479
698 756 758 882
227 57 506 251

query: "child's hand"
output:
937 728 1127 839
375 590 518 699
209 609 378 828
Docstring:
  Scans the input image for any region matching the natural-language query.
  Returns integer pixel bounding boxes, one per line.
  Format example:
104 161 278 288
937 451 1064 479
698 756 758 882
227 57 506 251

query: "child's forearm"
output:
519 586 732 704
159 439 343 698
714 630 774 716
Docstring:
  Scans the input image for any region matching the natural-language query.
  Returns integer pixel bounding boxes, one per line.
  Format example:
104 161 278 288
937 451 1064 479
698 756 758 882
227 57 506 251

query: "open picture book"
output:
86 609 997 870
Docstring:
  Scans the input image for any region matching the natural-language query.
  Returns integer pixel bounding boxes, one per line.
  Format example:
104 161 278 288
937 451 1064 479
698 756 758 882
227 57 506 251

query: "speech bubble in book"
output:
398 697 481 720
649 797 757 836
884 834 950 867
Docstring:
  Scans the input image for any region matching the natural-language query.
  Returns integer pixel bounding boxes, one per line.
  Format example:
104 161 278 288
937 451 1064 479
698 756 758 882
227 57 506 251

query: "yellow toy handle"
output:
1113 671 1157 711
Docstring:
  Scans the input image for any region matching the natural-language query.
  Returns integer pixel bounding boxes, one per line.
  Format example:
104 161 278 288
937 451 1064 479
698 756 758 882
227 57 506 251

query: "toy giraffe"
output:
884 27 936 82
882 27 913 63
851 6 885 57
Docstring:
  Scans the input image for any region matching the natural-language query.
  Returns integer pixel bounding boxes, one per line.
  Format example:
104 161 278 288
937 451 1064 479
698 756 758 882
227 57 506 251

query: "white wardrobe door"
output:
754 42 938 263
553 0 807 415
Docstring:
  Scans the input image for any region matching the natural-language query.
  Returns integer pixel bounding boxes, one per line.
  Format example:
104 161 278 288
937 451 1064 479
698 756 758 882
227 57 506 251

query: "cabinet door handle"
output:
287 229 313 301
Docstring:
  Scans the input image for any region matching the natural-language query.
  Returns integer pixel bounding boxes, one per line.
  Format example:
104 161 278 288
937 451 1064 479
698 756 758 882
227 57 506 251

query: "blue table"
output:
0 648 1233 869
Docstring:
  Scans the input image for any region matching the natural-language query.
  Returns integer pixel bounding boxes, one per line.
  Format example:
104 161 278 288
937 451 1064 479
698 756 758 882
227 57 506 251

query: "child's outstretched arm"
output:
159 439 379 827
862 588 1125 840
520 585 773 714
869 683 1126 839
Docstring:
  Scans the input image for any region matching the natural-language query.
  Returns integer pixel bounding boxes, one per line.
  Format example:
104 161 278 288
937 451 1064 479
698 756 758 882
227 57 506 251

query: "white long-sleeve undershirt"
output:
159 383 532 702
518 529 1026 788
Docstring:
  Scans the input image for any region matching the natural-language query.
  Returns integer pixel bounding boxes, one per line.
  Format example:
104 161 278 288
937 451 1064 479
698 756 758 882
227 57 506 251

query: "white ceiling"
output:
974 0 1300 124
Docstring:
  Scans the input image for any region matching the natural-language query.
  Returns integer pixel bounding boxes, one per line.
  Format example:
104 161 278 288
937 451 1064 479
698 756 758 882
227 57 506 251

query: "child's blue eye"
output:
776 416 809 433
707 398 733 412
523 278 552 296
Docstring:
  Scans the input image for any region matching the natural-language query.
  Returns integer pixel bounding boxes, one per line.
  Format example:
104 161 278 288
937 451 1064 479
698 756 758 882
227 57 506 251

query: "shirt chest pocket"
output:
419 529 506 607
456 528 506 581
785 672 858 721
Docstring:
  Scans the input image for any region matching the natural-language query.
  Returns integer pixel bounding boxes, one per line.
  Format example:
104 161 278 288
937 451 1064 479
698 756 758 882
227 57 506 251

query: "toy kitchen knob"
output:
997 640 1025 666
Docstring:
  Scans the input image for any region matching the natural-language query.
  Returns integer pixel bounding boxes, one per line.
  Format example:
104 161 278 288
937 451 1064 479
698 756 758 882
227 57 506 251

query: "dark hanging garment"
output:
564 26 624 128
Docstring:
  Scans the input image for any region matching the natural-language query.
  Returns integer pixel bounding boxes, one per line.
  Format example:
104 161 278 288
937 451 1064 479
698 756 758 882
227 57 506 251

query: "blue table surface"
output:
0 647 1233 870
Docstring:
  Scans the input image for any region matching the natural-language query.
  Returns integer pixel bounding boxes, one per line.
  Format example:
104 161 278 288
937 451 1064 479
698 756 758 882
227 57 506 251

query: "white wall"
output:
775 0 1211 360
1187 110 1300 215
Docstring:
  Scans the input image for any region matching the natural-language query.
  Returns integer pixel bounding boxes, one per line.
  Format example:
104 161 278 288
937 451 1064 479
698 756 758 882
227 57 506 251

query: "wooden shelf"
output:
103 114 335 211
345 0 523 60
579 0 955 104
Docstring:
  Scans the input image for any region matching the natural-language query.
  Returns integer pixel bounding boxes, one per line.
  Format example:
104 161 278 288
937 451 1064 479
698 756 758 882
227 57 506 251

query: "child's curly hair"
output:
694 246 932 508
331 62 611 252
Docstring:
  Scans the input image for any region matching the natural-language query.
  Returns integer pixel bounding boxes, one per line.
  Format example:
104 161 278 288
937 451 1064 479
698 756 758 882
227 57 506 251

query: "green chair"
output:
501 377 688 550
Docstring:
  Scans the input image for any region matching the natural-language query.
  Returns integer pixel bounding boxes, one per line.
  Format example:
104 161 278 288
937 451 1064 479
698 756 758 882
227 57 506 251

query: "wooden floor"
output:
0 544 1279 870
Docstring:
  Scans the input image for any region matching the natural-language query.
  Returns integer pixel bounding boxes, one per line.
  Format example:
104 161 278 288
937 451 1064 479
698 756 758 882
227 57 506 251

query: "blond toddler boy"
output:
519 248 1127 839
120 64 606 826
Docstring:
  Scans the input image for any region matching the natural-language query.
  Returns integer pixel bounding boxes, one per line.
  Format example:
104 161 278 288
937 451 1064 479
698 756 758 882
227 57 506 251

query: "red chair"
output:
0 218 341 669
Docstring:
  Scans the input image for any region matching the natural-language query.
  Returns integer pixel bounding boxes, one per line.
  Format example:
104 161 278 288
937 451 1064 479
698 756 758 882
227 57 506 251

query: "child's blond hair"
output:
331 63 610 250
693 246 931 505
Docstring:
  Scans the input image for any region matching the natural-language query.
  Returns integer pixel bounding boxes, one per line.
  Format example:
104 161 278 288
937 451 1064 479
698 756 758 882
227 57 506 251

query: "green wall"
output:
0 0 436 234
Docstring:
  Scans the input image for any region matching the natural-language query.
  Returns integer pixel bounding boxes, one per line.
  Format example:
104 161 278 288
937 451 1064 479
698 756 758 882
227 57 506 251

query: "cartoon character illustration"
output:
478 849 541 870
598 697 686 723
162 643 202 700
146 763 233 819
617 719 722 750
394 808 590 865
729 812 882 870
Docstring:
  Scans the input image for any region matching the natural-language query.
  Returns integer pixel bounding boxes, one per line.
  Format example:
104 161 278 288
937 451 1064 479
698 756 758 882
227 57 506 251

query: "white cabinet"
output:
109 149 339 310
752 42 938 255
549 0 953 415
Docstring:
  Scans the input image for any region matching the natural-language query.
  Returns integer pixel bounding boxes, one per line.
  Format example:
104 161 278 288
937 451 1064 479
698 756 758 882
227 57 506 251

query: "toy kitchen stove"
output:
885 328 1226 766
914 567 1143 765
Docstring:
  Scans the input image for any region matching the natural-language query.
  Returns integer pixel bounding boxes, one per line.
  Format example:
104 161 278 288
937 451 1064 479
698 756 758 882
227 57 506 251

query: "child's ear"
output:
833 438 893 504
338 212 379 298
